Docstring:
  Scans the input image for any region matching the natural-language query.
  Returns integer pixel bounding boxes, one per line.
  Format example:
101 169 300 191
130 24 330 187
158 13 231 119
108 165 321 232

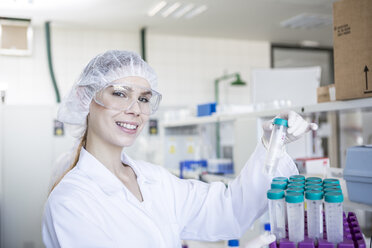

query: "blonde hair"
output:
50 128 88 193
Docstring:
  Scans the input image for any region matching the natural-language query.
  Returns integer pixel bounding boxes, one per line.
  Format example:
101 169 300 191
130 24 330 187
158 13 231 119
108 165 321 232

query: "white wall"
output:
148 33 270 107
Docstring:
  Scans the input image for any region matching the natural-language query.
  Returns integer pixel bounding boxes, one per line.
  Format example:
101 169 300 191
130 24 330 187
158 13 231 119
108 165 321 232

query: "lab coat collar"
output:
76 148 157 196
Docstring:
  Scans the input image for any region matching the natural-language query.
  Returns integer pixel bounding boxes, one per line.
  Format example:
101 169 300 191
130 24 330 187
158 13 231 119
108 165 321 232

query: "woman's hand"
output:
262 110 318 148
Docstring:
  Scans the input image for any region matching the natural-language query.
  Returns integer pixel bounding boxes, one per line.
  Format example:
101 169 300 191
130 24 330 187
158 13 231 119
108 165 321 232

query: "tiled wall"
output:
0 25 270 106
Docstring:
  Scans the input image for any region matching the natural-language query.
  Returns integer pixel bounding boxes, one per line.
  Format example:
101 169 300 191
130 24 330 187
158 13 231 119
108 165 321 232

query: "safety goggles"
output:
94 83 162 115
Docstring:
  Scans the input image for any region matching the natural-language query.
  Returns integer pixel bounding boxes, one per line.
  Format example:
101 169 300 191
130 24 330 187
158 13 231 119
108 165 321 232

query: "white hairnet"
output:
57 50 158 137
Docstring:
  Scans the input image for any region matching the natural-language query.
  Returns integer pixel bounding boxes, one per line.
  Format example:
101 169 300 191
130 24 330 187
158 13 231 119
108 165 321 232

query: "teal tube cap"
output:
306 182 323 186
323 178 340 184
305 185 323 191
305 190 323 200
288 182 304 188
306 177 322 183
287 187 304 194
271 181 287 190
273 177 289 182
289 175 305 181
323 183 341 188
274 118 288 127
289 179 305 184
325 192 343 203
267 189 285 200
324 187 342 193
286 192 304 203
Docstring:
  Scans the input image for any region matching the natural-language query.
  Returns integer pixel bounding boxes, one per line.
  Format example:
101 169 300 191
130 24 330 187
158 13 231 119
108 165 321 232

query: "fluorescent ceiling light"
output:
148 1 167 17
161 2 181 17
280 13 332 29
173 3 194 18
185 5 207 19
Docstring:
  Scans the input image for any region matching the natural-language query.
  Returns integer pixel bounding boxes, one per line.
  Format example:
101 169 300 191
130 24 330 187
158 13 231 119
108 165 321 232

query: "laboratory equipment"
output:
264 118 288 176
324 192 344 244
267 189 286 240
323 182 340 188
227 239 239 247
289 178 305 184
272 177 289 183
271 181 287 190
305 190 323 239
323 187 342 193
344 145 372 205
287 182 304 188
306 181 323 187
286 192 304 243
286 188 304 194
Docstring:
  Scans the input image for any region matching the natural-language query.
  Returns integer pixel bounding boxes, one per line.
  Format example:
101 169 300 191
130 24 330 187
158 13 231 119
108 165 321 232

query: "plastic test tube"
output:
267 189 286 240
305 190 324 239
264 118 288 176
323 178 340 184
323 182 340 189
286 192 305 243
288 182 305 188
289 175 305 181
324 192 344 244
306 177 322 183
323 187 342 193
305 185 323 191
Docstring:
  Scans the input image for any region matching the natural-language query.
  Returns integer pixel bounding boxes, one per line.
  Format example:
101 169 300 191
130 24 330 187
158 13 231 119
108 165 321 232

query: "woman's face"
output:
88 76 151 148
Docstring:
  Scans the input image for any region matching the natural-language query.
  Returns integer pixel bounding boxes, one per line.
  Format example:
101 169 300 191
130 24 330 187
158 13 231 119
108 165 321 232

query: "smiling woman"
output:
42 50 312 248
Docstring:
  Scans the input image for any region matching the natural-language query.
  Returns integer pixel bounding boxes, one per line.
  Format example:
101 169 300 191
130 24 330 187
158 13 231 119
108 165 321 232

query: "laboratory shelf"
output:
162 97 372 127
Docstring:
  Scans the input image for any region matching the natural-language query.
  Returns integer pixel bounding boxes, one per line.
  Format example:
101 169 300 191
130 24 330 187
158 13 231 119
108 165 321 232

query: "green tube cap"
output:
271 181 287 190
305 190 323 200
267 189 285 200
306 177 322 183
286 192 304 203
325 192 343 203
323 183 341 189
289 179 305 184
274 118 288 127
306 182 323 186
273 177 289 183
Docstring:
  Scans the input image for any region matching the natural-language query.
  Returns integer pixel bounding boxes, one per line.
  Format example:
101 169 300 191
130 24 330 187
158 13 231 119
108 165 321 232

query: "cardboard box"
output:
317 84 336 103
294 157 330 176
333 0 372 100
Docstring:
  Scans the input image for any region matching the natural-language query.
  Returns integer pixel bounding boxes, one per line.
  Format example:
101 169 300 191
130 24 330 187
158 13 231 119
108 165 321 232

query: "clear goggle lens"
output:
94 83 162 115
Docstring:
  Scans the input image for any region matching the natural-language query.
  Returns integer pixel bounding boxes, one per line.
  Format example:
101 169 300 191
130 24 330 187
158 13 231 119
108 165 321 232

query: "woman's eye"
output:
139 96 150 103
113 91 127 98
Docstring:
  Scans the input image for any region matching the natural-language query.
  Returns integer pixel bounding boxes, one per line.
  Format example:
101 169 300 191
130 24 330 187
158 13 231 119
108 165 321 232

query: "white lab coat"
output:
42 142 298 248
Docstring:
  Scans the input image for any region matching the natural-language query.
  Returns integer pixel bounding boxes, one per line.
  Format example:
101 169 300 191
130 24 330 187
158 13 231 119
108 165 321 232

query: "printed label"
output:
334 24 351 37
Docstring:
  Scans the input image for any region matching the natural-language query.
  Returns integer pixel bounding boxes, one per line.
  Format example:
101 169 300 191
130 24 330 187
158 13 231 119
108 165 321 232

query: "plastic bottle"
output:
263 223 272 248
227 239 239 248
324 192 344 244
267 189 286 240
264 118 288 176
286 192 305 244
305 190 323 239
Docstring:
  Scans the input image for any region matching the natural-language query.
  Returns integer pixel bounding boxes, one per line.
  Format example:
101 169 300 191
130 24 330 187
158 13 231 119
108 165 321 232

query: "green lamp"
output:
214 73 247 158
214 73 246 104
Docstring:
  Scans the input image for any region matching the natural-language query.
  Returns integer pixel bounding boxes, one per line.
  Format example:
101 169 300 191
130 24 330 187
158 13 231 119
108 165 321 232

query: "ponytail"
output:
50 128 88 193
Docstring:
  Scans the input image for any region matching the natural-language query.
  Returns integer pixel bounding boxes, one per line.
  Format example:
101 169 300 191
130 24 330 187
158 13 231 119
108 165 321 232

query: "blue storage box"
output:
179 160 207 179
197 102 216 117
344 145 372 205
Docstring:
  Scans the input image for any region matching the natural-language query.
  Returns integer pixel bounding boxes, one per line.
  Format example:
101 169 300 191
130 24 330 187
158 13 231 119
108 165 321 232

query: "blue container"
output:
344 146 372 205
179 160 207 179
197 102 216 117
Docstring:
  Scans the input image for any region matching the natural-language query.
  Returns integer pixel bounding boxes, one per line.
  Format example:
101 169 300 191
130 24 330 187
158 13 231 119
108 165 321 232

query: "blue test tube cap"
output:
264 223 271 231
286 187 304 194
274 118 288 127
271 181 287 190
289 179 305 184
325 192 344 203
306 181 323 187
267 189 285 199
305 190 323 200
285 192 304 203
228 240 239 246
272 177 289 183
